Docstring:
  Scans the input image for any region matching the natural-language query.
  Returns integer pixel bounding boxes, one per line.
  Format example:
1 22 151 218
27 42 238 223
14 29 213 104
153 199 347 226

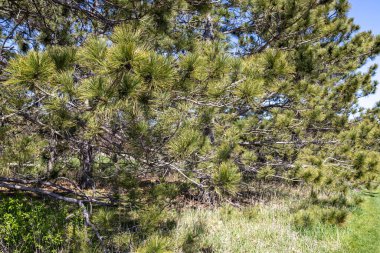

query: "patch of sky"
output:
349 0 380 108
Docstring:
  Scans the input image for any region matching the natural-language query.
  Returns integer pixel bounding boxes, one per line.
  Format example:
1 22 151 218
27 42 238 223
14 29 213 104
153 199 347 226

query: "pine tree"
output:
0 0 380 249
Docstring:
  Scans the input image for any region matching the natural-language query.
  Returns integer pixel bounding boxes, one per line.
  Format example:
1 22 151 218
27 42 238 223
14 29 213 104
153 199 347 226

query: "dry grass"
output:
170 200 344 253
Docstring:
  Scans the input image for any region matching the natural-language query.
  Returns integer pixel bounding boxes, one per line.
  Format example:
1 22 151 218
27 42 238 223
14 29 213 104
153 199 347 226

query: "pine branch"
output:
48 0 130 25
1 96 46 122
240 140 339 147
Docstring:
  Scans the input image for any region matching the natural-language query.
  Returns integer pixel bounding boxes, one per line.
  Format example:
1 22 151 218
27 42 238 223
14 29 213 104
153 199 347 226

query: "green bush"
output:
0 195 83 253
136 235 171 253
212 162 241 196
293 205 349 229
293 209 318 229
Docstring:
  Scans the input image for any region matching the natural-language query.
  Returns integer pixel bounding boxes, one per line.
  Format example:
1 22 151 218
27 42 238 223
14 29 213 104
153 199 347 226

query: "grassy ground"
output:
339 191 380 253
164 200 346 253
141 190 380 253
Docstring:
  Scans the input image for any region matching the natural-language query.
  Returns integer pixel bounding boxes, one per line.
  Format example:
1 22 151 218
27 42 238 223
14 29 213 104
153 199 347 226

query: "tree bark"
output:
47 136 56 176
79 141 94 189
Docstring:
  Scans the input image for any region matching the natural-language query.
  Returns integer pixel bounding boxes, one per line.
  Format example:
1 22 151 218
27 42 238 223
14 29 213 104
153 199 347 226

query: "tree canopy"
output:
0 0 380 250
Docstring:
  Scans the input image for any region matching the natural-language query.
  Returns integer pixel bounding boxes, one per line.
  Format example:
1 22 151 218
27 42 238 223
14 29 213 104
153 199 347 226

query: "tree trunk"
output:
46 137 56 177
203 13 215 40
79 141 94 189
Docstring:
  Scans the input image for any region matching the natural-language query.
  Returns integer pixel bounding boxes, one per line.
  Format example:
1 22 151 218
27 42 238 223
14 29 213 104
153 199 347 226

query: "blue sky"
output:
349 0 380 108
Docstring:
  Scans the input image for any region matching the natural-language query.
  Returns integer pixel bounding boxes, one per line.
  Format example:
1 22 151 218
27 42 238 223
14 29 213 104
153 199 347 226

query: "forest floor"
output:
339 190 380 253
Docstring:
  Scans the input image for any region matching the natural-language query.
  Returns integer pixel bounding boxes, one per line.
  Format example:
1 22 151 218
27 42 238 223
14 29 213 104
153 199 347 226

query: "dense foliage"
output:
0 0 380 251
0 194 84 252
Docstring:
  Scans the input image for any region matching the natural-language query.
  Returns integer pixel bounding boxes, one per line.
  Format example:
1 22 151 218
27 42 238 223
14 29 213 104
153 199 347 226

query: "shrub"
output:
212 162 241 196
0 195 82 252
136 235 171 253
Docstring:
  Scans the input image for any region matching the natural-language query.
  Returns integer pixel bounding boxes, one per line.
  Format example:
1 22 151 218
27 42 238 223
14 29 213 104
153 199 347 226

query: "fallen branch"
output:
78 201 103 244
0 181 108 205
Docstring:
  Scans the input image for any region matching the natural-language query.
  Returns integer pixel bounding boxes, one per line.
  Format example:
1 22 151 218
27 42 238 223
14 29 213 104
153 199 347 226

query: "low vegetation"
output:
2 186 378 252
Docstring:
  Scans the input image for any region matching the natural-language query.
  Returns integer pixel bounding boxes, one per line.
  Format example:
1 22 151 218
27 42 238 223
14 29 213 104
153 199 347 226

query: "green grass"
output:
339 191 380 253
140 190 380 253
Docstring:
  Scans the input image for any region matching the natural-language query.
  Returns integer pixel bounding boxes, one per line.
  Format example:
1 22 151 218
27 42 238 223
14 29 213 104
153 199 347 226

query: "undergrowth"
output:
1 185 376 252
